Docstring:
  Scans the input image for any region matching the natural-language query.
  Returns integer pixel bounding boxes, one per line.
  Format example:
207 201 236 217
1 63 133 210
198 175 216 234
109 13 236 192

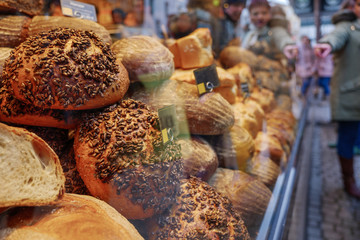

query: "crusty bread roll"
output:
132 80 235 135
3 27 129 110
170 66 238 104
232 102 260 139
29 16 112 45
111 35 174 84
254 131 284 164
0 16 30 48
74 99 184 219
249 87 276 113
219 46 258 69
230 124 255 171
149 177 250 239
0 0 44 16
0 194 144 240
227 62 257 95
0 86 79 129
0 123 65 208
169 28 214 69
209 168 272 238
177 136 218 181
248 154 281 187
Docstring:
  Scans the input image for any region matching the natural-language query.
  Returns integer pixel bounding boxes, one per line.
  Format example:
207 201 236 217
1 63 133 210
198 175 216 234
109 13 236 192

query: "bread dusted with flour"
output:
3 27 129 110
74 99 184 219
0 123 65 208
149 177 250 239
111 35 174 84
0 194 144 240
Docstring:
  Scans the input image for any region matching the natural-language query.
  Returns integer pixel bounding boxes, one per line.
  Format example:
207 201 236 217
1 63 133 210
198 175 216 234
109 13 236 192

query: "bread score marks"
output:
76 99 184 214
151 177 250 240
3 27 126 110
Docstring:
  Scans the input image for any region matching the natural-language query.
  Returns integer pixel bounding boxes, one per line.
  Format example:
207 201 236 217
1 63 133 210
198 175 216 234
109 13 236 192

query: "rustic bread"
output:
169 28 214 69
0 123 65 208
74 99 184 219
177 136 218 181
23 126 90 195
170 66 238 104
0 86 79 129
254 131 285 164
230 124 255 171
232 102 260 139
29 16 112 45
248 154 281 187
209 168 272 238
111 35 174 84
219 46 258 69
149 177 250 239
227 62 257 95
249 87 276 113
0 0 44 16
3 27 129 110
0 16 30 48
0 194 144 240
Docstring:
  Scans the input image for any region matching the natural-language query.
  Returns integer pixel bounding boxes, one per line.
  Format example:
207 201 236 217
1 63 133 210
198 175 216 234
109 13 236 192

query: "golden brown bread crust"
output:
29 16 112 45
254 131 284 163
232 102 260 139
111 35 174 84
0 194 144 240
178 137 218 181
3 27 129 110
209 168 272 238
248 154 281 187
0 47 12 76
74 99 184 219
0 0 44 16
0 86 79 129
0 16 31 48
0 122 65 208
219 46 258 69
169 28 214 69
149 177 250 240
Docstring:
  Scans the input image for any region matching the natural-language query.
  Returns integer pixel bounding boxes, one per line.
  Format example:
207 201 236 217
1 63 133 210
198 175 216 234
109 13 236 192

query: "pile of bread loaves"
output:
0 3 297 240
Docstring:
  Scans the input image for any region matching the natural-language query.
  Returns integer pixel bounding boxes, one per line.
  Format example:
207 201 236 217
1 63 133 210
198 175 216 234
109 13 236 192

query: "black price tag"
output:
158 105 178 144
241 82 250 99
193 64 220 95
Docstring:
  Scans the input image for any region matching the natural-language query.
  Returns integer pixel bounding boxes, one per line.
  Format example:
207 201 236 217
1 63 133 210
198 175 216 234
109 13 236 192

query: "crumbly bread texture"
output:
0 0 44 16
209 168 272 238
111 35 174 84
0 194 144 240
0 16 31 48
74 99 184 219
177 137 218 181
3 27 129 110
169 28 214 69
149 177 250 240
0 122 65 208
0 86 79 129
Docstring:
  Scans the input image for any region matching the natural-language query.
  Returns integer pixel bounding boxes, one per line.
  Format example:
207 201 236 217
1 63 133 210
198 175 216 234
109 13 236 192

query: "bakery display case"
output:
0 1 306 239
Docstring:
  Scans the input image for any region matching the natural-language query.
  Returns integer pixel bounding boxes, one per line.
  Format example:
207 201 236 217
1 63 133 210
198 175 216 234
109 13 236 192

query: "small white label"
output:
60 0 97 22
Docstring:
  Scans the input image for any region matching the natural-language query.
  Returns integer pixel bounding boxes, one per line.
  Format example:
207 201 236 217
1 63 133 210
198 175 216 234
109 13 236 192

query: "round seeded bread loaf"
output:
111 35 174 84
74 99 184 219
3 27 129 110
0 194 144 240
149 177 250 239
0 86 79 129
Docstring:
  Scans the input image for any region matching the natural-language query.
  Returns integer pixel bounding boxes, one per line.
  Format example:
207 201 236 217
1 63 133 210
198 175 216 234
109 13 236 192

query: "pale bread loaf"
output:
0 16 30 48
0 122 65 208
0 194 144 240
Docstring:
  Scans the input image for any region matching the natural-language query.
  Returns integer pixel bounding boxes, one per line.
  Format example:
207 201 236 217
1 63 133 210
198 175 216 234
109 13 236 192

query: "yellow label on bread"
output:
161 128 169 143
197 82 206 95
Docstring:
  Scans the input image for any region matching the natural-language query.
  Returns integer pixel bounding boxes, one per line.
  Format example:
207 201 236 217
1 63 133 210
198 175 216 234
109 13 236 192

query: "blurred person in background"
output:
241 0 297 60
296 35 316 96
315 45 333 102
314 0 360 199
